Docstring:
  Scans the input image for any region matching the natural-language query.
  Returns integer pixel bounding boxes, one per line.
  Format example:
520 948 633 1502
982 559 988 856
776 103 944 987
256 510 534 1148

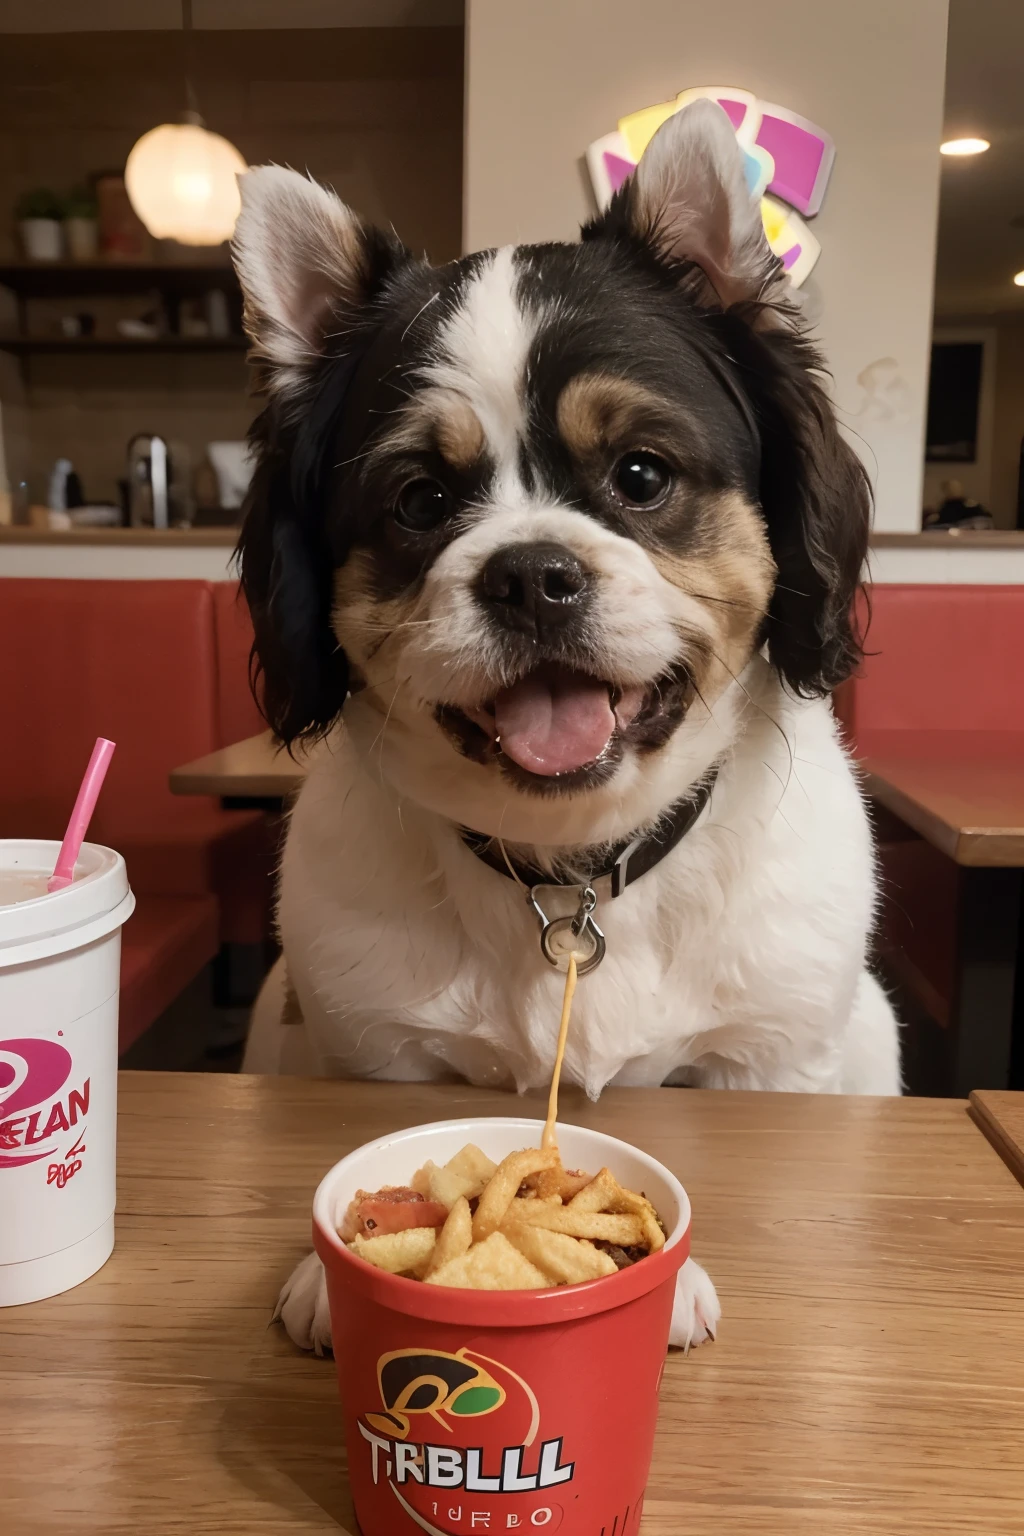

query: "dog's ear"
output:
232 167 409 745
587 99 786 313
588 107 866 694
750 332 871 696
233 164 405 402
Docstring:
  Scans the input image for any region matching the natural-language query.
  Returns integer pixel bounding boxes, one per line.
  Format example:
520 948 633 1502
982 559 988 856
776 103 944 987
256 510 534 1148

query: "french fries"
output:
503 1222 617 1284
348 1226 436 1277
423 1195 473 1278
426 1231 550 1290
412 1143 498 1210
568 1166 666 1252
509 1204 646 1246
471 1148 558 1243
340 1142 667 1292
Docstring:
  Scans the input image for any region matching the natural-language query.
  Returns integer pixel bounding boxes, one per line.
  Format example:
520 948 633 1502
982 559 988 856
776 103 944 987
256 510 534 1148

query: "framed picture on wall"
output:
925 340 984 462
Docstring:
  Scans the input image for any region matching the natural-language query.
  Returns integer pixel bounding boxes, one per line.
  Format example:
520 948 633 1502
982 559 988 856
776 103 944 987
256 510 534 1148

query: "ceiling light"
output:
126 120 246 245
1014 271 1024 288
940 137 990 156
124 0 246 246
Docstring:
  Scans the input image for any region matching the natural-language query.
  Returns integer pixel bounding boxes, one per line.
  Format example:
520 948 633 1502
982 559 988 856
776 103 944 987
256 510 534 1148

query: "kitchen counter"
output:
3 526 1024 583
4 527 1022 549
0 524 239 546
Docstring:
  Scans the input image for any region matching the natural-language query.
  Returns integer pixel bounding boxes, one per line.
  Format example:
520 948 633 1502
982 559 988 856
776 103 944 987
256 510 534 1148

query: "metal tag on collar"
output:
527 884 606 976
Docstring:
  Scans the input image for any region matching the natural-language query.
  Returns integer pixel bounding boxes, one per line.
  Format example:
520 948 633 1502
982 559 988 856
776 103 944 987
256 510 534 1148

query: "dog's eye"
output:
612 452 672 507
394 478 451 532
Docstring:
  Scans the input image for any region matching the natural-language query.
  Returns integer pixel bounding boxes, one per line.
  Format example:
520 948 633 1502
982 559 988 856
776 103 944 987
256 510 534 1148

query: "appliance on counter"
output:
126 434 192 529
48 458 84 513
206 441 253 510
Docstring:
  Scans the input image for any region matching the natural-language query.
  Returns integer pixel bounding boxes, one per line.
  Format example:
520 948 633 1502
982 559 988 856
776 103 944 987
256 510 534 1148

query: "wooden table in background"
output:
4 1074 1024 1534
859 731 1024 1096
970 1089 1024 1186
170 729 310 807
860 732 1024 867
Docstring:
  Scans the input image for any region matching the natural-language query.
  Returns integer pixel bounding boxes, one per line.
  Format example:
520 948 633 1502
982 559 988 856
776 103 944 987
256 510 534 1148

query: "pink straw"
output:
48 738 116 892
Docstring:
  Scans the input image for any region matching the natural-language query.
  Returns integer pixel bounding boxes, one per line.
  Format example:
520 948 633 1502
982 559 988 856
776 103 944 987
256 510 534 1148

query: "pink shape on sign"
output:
715 96 749 131
781 244 802 272
756 112 830 216
603 151 635 192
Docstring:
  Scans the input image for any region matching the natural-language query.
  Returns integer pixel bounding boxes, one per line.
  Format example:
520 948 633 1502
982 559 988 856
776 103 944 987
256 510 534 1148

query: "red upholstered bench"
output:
836 584 1024 1061
211 580 275 946
835 584 1024 742
0 577 272 1050
119 894 220 1053
213 579 266 748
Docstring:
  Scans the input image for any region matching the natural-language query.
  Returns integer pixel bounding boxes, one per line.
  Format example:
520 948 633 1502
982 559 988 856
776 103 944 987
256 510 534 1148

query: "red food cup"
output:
313 1117 690 1536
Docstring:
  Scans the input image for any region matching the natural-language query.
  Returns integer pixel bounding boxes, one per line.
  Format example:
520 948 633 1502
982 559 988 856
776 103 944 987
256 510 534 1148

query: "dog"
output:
231 100 901 1357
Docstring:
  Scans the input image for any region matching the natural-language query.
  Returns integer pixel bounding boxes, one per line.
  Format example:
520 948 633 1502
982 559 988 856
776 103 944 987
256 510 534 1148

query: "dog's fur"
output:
232 102 901 1355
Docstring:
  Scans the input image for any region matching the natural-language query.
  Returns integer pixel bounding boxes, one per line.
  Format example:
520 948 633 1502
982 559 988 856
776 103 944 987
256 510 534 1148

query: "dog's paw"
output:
669 1256 720 1351
274 1250 333 1355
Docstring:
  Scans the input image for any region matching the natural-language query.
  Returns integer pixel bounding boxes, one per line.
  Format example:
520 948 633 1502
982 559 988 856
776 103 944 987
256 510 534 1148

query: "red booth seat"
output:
213 579 266 748
0 577 272 1051
119 895 220 1053
836 583 1024 1033
835 584 1024 745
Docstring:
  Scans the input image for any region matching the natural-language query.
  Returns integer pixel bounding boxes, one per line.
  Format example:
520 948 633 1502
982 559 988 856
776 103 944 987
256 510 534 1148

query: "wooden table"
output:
170 729 310 806
970 1089 1024 1186
4 1073 1024 1535
860 731 1024 867
859 731 1024 1096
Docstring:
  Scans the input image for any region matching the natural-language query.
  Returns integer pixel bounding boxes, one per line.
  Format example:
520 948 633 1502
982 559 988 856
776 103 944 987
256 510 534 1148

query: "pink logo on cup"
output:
0 1038 81 1169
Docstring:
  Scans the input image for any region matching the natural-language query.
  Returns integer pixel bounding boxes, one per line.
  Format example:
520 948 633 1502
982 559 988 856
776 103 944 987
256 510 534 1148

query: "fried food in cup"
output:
340 1143 666 1291
529 1163 594 1202
423 1194 473 1278
504 1222 618 1284
471 1147 559 1243
425 1230 549 1290
446 1143 498 1189
348 1225 437 1277
412 1143 497 1209
568 1167 667 1251
506 1203 646 1246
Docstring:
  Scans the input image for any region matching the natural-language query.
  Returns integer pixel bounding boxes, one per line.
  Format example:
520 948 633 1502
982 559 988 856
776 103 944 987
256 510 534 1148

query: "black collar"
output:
461 770 718 898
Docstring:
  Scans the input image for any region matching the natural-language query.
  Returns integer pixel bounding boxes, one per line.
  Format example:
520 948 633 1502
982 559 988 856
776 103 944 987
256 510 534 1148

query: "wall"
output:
464 0 949 535
0 26 463 507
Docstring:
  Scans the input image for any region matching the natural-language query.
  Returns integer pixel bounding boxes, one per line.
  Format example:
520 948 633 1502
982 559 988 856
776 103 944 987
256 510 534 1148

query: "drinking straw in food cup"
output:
48 737 116 892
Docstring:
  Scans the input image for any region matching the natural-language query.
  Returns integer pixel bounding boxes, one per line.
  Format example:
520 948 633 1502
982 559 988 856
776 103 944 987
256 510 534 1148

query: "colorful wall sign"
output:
586 86 835 289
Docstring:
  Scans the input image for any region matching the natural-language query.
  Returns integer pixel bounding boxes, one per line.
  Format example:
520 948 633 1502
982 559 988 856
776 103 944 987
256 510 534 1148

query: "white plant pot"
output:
19 219 62 261
64 217 98 261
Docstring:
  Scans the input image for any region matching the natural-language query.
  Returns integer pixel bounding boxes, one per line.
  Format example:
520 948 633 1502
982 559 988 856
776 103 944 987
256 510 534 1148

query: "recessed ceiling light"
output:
940 137 990 156
1014 271 1024 288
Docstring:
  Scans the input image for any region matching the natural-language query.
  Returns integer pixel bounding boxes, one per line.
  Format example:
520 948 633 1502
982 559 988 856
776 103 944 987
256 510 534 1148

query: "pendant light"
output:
125 0 247 246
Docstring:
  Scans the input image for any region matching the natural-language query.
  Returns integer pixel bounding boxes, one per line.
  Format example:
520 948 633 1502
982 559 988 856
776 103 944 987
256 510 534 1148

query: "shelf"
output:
0 261 239 299
870 531 1024 548
0 526 241 547
0 335 248 356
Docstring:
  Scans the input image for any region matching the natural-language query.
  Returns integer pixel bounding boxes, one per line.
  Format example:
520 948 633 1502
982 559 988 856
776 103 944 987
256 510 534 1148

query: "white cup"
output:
0 840 135 1306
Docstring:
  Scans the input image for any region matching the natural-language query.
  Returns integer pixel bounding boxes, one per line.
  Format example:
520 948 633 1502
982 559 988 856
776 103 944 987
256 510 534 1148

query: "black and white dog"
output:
232 101 900 1354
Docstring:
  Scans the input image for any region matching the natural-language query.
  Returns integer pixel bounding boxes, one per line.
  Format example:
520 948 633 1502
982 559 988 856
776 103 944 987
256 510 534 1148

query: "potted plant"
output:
15 188 64 261
63 185 99 261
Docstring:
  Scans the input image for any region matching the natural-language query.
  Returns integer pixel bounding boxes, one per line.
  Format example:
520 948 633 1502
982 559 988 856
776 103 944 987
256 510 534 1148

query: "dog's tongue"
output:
494 668 614 776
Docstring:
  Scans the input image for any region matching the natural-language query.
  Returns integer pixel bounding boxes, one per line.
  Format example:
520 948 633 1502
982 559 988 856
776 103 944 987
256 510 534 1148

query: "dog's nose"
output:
478 543 590 641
